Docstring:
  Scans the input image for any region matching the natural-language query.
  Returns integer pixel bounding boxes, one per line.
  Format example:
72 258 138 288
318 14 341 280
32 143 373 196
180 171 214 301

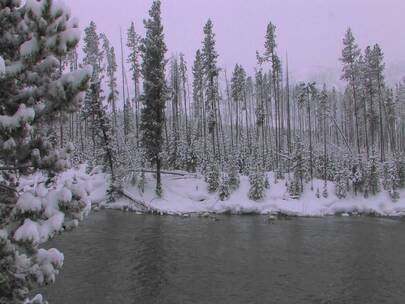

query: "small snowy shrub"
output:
218 173 231 201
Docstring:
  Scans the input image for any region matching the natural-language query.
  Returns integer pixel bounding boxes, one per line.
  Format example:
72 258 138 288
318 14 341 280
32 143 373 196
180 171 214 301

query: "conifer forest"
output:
1 0 405 303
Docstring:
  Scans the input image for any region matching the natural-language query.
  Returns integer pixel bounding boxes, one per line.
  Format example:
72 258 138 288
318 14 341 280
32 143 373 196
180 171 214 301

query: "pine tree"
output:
206 157 219 192
372 44 387 162
192 50 204 148
264 174 270 189
334 160 350 199
350 157 365 195
228 155 240 190
322 182 329 198
218 172 231 201
248 149 266 201
289 137 307 198
298 82 317 188
366 153 380 196
231 64 245 150
201 19 219 158
341 28 362 156
83 23 116 195
127 22 142 142
101 34 119 132
0 1 91 302
82 21 103 157
140 0 167 196
388 160 400 202
248 164 266 201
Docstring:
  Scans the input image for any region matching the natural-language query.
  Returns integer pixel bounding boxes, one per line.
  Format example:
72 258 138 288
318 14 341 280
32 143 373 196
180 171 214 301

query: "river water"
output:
38 212 405 304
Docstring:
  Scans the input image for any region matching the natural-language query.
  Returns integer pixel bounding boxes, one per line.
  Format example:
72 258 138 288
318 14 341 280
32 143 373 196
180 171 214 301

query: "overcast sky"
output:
68 0 405 84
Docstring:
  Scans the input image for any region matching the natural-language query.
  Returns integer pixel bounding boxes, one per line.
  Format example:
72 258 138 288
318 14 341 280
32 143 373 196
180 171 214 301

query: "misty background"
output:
68 0 405 89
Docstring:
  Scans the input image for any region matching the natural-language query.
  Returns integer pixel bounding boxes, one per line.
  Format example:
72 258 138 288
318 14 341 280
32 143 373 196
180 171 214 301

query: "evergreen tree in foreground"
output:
140 0 167 196
0 1 91 302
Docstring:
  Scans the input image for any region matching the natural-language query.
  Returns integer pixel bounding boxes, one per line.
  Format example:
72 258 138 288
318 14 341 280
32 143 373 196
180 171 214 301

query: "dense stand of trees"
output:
3 1 405 303
53 2 405 201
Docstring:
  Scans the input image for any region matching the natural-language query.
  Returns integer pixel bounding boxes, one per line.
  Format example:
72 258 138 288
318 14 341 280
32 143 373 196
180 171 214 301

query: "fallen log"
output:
116 188 163 214
129 169 195 177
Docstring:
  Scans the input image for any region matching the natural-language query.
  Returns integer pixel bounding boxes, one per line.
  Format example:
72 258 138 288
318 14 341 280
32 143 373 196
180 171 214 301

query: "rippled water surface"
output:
39 212 405 304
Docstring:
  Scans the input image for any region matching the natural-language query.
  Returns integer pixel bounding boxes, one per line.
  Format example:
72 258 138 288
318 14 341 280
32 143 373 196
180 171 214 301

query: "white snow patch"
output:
14 219 40 244
111 172 405 217
16 192 42 213
0 104 35 130
35 248 64 285
20 37 39 57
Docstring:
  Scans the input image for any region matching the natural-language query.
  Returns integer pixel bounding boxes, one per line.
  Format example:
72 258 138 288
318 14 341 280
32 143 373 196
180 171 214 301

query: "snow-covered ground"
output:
106 172 405 217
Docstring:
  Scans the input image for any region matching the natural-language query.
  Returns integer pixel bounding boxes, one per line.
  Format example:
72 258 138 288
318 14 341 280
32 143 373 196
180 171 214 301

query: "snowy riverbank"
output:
104 172 405 217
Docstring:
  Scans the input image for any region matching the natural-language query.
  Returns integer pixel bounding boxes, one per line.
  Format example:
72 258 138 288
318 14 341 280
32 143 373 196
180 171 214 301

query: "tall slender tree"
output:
127 22 142 143
341 28 362 156
201 19 219 159
140 0 167 196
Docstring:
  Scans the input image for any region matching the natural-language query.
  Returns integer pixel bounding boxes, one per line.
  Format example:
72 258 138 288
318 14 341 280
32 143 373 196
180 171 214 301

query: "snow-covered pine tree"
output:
394 153 405 189
382 161 391 191
322 182 328 198
127 22 142 142
206 158 219 193
167 56 181 169
218 172 230 201
83 22 116 198
381 157 401 201
248 149 265 201
297 82 317 189
350 157 365 195
365 153 380 196
192 49 205 154
371 44 387 162
227 155 240 190
89 79 117 200
231 64 249 156
341 28 362 156
0 1 92 302
140 0 167 196
101 34 119 132
264 173 270 189
334 161 348 199
248 165 265 201
82 21 102 157
289 137 307 199
201 19 219 159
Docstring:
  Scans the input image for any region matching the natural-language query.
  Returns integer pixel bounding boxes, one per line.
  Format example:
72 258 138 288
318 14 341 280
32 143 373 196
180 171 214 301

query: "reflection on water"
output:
38 212 405 304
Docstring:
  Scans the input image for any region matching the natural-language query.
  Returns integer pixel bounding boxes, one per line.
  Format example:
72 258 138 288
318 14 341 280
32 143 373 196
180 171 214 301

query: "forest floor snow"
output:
105 172 405 217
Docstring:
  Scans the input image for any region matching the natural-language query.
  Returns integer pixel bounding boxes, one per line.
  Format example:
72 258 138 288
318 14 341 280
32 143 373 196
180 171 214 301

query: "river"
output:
38 211 405 304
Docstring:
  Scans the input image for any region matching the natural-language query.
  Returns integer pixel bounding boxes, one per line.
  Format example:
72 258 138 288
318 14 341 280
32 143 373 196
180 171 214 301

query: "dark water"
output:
38 212 405 304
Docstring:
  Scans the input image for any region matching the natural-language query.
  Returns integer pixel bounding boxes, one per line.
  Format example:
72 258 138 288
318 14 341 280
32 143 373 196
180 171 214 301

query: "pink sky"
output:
68 0 405 84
